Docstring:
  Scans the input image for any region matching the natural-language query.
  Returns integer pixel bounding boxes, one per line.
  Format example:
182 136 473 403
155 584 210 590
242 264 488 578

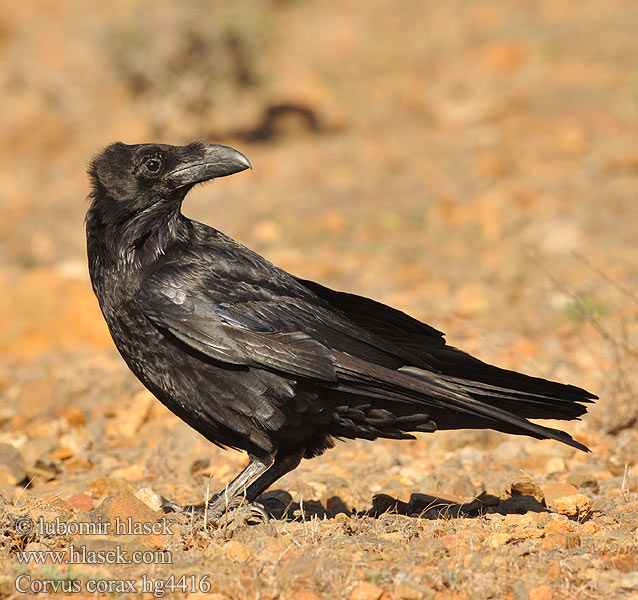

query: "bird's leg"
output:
215 449 301 520
244 450 303 503
161 454 274 523
203 450 304 521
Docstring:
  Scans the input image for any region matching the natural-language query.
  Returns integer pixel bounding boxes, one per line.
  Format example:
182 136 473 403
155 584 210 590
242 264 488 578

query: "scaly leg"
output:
244 450 303 502
161 453 274 522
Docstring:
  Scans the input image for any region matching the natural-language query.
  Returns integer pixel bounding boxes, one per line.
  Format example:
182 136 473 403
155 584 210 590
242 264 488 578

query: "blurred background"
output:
0 0 636 501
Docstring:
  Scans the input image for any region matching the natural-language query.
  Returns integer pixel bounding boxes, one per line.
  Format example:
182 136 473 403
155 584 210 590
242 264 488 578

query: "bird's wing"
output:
295 277 447 351
296 277 596 418
137 277 339 381
136 271 485 413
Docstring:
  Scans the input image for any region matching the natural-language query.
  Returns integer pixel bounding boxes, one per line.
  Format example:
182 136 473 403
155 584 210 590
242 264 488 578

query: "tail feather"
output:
397 364 593 452
437 374 592 420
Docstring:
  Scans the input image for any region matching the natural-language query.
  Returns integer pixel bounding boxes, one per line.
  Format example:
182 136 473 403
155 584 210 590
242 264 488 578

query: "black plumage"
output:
86 141 595 519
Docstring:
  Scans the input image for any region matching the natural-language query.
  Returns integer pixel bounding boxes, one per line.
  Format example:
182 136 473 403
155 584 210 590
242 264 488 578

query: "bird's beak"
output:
167 144 252 190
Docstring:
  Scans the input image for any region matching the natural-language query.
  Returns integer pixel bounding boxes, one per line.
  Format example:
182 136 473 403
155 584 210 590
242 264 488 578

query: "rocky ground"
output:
0 1 637 598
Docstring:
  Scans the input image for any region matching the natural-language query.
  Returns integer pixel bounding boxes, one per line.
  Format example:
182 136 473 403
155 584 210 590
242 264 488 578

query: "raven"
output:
86 141 595 521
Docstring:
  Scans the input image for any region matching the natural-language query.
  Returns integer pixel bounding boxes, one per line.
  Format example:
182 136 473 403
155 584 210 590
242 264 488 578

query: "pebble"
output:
541 533 581 550
488 532 511 548
552 493 591 517
620 571 638 591
135 487 163 512
568 471 600 494
109 463 147 482
395 582 430 600
224 540 251 562
0 443 27 485
349 581 384 600
67 493 94 512
89 490 178 549
542 482 591 516
507 470 545 503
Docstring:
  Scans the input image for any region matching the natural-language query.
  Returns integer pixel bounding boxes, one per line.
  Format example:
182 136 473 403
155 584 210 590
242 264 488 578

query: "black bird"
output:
86 141 595 521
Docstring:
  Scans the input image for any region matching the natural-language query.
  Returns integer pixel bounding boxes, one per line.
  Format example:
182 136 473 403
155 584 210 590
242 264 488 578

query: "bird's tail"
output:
399 357 595 452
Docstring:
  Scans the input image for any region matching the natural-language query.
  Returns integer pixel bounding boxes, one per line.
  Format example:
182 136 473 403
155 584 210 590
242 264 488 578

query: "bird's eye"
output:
145 158 161 173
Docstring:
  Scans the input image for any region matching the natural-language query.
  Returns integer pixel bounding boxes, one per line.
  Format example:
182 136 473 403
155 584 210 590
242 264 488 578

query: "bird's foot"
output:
161 495 269 527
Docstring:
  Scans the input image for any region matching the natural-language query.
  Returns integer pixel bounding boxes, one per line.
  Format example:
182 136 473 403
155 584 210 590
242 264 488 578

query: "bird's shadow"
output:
258 489 548 522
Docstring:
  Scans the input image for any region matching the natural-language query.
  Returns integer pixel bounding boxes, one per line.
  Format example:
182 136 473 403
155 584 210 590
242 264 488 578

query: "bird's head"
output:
88 141 252 219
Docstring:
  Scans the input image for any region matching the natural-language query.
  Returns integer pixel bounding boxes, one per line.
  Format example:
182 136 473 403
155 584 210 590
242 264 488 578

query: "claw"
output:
247 503 270 524
160 494 269 526
160 496 205 515
212 502 270 527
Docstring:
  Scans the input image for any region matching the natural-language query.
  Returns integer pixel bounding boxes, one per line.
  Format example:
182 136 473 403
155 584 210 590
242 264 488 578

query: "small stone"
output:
0 400 17 424
582 568 600 582
553 494 591 517
542 482 591 516
67 493 94 512
0 431 27 449
56 406 86 427
253 220 281 243
350 581 384 600
50 446 74 460
110 464 146 482
620 572 638 590
488 532 511 548
258 538 297 562
29 418 67 440
26 459 60 484
508 470 545 503
324 480 359 510
541 533 580 549
541 482 579 504
64 457 93 473
88 477 134 498
591 496 617 514
135 487 163 512
579 521 603 535
0 443 27 485
545 456 566 474
378 531 403 542
58 430 91 454
544 519 572 534
503 513 527 526
395 582 425 600
90 491 178 549
568 471 600 494
529 584 553 600
224 540 250 562
190 458 212 478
